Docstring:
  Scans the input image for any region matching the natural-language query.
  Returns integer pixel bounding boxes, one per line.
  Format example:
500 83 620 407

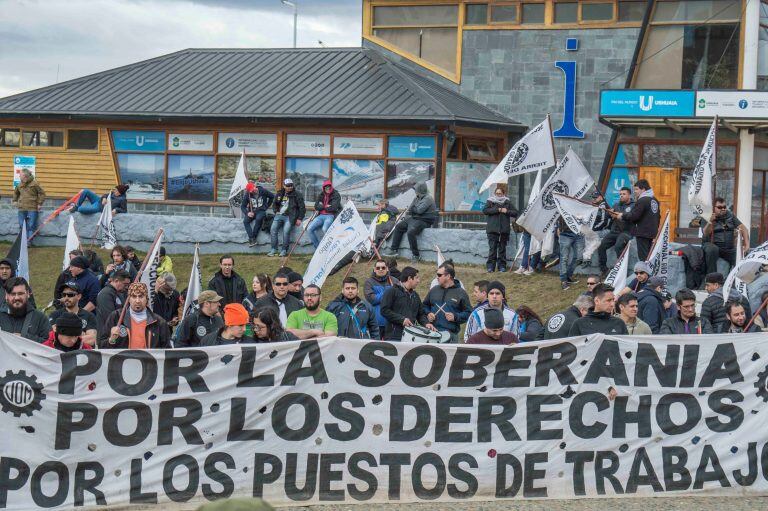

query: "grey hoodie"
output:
409 183 438 224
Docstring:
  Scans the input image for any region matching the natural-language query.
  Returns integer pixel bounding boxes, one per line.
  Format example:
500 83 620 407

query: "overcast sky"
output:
0 0 362 98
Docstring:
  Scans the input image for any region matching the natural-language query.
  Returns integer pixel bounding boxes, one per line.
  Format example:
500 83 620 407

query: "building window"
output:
0 128 20 147
618 0 646 21
555 2 579 23
22 130 64 147
67 129 98 150
167 154 215 202
521 2 546 23
652 0 741 22
581 2 614 21
466 3 489 24
386 161 435 210
286 157 330 204
332 159 385 208
371 5 459 75
216 156 276 203
444 162 495 211
490 4 519 23
116 153 165 201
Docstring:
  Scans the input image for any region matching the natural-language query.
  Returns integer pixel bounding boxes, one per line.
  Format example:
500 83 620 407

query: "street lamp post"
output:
280 0 298 48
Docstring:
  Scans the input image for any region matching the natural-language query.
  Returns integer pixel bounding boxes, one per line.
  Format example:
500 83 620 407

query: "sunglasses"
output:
274 282 289 286
436 272 445 277
587 282 598 286
61 292 78 298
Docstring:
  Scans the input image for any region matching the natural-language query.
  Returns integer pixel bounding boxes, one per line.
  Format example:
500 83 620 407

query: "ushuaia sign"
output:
2 332 768 509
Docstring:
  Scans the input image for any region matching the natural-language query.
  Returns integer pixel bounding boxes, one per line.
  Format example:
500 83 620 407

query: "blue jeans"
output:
308 214 335 248
73 189 103 215
243 210 267 240
559 233 578 282
521 232 531 269
18 210 39 238
270 214 294 252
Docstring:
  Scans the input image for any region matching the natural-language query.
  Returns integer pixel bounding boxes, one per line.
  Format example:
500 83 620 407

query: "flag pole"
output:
28 191 82 242
112 228 164 339
281 211 317 268
746 294 768 332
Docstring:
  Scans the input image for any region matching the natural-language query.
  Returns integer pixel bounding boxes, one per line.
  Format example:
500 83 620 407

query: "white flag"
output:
62 216 81 271
604 244 630 292
181 244 202 322
479 117 556 192
97 194 117 250
303 200 369 288
723 239 768 302
517 148 595 242
541 226 556 258
139 230 164 309
553 193 601 259
513 169 543 264
688 118 717 219
645 211 671 284
228 150 249 219
435 245 446 267
732 231 748 299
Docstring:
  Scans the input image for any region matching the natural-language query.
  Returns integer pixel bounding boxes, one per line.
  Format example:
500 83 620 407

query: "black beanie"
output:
487 280 506 298
484 308 505 330
69 256 89 270
55 312 83 336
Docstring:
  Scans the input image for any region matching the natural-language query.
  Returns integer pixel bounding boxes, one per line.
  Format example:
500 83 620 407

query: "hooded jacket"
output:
609 198 635 234
542 306 582 340
569 310 629 336
380 283 428 340
241 185 275 215
326 295 380 339
273 187 306 224
620 190 660 239
13 177 45 211
483 197 518 235
0 302 50 343
175 310 224 348
207 270 248 306
314 181 342 216
700 287 752 332
636 287 666 334
99 308 171 349
69 269 101 309
659 313 713 335
408 183 438 225
103 190 127 214
422 281 472 334
364 272 399 328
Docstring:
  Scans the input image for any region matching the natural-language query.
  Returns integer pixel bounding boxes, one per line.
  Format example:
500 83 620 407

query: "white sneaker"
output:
523 268 534 275
514 267 526 275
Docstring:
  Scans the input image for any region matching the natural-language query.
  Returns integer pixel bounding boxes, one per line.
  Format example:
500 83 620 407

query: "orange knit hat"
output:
223 303 249 326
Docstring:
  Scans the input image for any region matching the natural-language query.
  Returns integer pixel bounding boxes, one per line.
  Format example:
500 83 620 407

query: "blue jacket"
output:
241 186 275 214
637 287 665 334
72 269 101 309
364 272 398 328
422 281 472 334
327 295 379 339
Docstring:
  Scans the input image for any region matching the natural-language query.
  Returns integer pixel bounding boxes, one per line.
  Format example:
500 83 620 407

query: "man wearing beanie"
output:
43 312 92 351
101 282 170 349
619 261 651 295
202 303 251 346
467 309 518 345
463 280 519 341
0 277 50 343
67 184 129 215
48 282 97 346
56 256 100 312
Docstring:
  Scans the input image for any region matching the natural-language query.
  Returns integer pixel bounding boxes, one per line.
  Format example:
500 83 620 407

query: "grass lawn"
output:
6 242 583 321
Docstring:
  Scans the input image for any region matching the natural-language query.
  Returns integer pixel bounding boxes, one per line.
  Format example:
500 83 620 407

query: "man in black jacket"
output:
253 272 304 326
174 290 223 348
609 179 660 261
720 301 760 333
636 276 666 334
660 288 713 335
699 272 751 332
241 182 275 246
308 180 342 249
542 295 593 339
0 277 50 343
207 255 247 306
423 264 472 343
95 269 130 330
702 197 750 274
598 187 634 276
380 266 434 340
269 178 306 257
569 284 628 336
384 183 438 261
100 282 170 349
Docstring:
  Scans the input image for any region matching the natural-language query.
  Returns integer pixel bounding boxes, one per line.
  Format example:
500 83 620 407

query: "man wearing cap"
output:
307 180 342 249
96 269 131 329
286 285 338 339
241 181 275 246
100 282 170 349
619 261 651 296
0 277 50 343
202 303 252 345
208 255 247 306
153 272 181 327
467 309 518 345
43 312 93 351
269 178 306 257
59 256 100 312
463 281 519 341
543 295 593 340
253 272 304 327
636 276 667 334
175 290 224 348
49 282 97 346
700 272 752 332
569 284 628 336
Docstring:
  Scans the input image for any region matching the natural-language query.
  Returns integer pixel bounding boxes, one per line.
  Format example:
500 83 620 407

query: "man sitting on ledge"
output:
68 185 129 215
383 182 438 261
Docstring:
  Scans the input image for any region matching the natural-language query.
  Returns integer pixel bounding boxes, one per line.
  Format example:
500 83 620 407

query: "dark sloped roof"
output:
0 47 522 130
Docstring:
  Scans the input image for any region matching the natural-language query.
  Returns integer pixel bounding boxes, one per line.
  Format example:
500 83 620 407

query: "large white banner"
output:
479 117 556 192
688 118 717 218
3 332 768 510
303 200 368 288
516 148 594 242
